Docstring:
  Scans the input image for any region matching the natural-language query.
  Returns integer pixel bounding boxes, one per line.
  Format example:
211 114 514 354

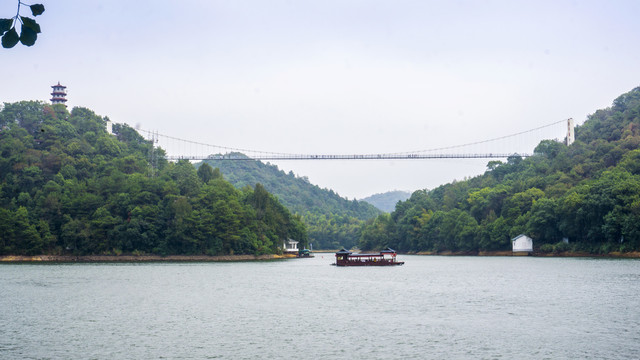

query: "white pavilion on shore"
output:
283 239 299 254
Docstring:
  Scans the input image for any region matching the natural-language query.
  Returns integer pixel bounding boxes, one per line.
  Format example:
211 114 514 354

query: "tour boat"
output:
332 248 404 266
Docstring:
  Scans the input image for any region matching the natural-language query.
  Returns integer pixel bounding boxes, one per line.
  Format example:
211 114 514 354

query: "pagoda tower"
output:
50 82 67 106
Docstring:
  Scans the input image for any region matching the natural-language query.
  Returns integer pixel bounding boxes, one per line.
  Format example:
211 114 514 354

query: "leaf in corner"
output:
2 27 19 48
30 4 45 17
0 19 13 34
21 17 41 33
20 25 37 46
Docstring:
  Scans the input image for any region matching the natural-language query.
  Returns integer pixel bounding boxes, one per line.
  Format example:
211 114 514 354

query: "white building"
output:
512 234 533 253
283 239 299 254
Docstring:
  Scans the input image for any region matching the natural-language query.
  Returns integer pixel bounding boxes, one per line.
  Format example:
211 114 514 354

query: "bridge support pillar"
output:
566 118 575 146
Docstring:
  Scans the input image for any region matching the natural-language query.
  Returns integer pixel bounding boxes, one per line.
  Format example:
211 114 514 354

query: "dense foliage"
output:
360 86 640 254
0 101 306 256
200 156 381 249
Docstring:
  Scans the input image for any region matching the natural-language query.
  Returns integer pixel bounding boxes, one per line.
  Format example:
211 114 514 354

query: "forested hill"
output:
199 156 381 250
199 155 380 219
360 86 640 255
360 190 412 212
0 101 306 256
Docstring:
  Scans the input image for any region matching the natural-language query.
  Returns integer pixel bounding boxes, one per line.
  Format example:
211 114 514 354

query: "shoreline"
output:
0 254 297 263
413 250 640 258
2 251 640 262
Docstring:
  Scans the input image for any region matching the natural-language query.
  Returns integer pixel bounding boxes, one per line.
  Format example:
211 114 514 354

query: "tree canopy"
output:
199 155 381 249
0 101 306 256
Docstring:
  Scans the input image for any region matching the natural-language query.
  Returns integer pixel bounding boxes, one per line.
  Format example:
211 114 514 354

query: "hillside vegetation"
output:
199 157 381 249
360 86 640 254
0 102 306 256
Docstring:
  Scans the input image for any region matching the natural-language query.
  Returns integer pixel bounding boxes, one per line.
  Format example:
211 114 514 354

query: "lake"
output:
1 255 639 359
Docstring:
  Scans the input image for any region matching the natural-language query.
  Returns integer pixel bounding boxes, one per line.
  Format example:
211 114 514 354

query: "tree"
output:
359 213 394 251
501 188 544 222
467 185 508 222
479 216 510 251
197 162 215 184
0 100 310 257
526 198 561 244
14 206 42 255
1 2 45 48
0 208 15 254
534 139 564 159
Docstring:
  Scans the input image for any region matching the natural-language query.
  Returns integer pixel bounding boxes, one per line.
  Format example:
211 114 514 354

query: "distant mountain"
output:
198 154 382 249
360 190 412 212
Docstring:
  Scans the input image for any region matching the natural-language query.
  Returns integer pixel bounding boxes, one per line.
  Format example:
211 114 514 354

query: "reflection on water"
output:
1 256 639 359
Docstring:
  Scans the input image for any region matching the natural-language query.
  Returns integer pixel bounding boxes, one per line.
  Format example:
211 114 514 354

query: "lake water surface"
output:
1 255 639 359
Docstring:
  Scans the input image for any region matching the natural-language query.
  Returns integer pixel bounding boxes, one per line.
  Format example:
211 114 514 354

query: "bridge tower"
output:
565 118 575 146
50 82 67 106
149 130 159 176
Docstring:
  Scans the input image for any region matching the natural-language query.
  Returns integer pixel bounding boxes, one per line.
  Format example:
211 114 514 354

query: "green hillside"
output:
0 102 306 256
199 156 381 249
360 86 640 254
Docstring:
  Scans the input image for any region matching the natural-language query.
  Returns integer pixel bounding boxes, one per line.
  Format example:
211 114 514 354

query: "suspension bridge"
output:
136 118 574 162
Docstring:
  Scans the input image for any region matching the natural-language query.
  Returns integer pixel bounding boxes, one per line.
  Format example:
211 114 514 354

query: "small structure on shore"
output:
283 238 299 254
512 234 533 253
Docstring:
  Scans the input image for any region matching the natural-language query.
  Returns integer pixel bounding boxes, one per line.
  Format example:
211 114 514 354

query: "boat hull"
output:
335 260 404 266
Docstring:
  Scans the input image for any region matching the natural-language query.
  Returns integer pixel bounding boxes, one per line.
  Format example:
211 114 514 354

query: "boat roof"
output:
335 248 398 256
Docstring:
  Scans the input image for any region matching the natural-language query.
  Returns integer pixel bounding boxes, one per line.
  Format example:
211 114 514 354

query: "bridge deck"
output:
166 153 533 161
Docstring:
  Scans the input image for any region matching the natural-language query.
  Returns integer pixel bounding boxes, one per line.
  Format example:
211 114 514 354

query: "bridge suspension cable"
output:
391 119 567 155
137 118 569 161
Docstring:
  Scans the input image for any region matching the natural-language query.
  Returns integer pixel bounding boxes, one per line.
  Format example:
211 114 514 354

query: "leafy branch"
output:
1 1 45 48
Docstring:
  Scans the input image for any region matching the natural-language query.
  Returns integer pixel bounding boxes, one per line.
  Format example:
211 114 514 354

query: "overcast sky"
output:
2 0 640 199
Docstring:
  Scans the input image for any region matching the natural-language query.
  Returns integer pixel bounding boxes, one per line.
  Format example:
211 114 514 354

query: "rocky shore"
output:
414 250 640 258
2 251 639 262
0 254 297 262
